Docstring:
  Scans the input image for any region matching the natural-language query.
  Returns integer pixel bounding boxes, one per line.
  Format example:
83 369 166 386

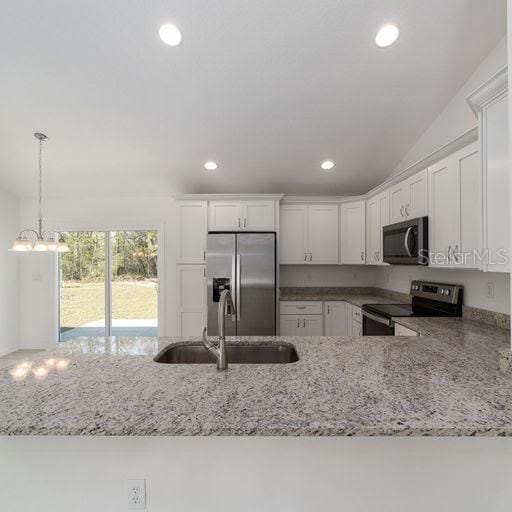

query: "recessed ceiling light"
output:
375 24 399 48
159 23 182 46
321 160 334 171
204 161 218 171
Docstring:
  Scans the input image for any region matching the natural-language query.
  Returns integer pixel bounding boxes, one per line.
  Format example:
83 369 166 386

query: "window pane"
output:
59 232 106 341
110 230 158 336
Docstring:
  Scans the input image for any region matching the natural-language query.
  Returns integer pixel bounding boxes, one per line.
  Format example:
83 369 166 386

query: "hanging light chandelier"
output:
10 133 69 253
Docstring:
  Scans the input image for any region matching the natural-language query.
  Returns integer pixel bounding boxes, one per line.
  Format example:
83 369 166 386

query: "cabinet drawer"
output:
280 301 323 315
352 306 362 322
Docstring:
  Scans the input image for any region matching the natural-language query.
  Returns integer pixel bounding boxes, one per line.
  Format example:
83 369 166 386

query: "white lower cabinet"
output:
279 302 323 335
176 265 207 336
324 301 352 336
351 306 362 336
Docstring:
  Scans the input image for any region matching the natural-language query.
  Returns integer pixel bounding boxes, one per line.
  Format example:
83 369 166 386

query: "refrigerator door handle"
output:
231 254 237 321
236 254 241 321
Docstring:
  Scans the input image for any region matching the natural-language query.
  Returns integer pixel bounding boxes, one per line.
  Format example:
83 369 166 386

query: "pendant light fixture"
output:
10 133 69 253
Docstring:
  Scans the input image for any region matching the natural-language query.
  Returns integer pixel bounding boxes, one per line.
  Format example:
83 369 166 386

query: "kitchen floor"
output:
0 350 45 368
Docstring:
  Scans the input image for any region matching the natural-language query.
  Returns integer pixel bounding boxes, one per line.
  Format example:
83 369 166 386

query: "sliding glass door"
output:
58 230 158 341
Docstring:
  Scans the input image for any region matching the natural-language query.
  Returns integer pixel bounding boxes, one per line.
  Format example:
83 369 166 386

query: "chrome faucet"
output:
202 289 236 370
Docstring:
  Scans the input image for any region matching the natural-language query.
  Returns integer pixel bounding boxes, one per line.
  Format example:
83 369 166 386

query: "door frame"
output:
54 223 165 341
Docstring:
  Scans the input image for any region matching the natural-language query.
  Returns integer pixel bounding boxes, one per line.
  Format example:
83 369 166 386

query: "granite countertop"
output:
1 329 511 436
279 289 406 308
392 316 509 338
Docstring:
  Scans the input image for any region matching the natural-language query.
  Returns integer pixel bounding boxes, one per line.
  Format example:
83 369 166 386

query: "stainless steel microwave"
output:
382 217 428 265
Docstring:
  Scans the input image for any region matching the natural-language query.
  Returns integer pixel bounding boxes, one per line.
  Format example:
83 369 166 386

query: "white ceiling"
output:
0 0 506 198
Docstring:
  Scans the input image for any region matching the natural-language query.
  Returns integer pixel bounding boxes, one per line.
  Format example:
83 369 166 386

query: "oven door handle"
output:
404 227 413 257
363 310 393 328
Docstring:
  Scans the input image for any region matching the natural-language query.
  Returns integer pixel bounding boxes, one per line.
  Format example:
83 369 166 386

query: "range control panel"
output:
410 280 463 304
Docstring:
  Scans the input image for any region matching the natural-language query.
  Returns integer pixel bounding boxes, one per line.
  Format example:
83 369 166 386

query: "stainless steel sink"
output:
154 342 299 364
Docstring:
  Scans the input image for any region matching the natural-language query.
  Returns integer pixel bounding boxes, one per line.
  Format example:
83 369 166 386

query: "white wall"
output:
17 196 179 348
376 267 510 314
388 36 507 179
0 188 20 355
1 436 512 512
280 265 376 288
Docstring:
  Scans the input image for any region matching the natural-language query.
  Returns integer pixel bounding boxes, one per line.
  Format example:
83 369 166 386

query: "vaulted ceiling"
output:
0 0 506 197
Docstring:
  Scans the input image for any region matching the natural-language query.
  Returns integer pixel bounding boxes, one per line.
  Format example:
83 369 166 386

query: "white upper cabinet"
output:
366 190 389 265
177 201 208 264
241 200 275 230
428 157 460 267
467 67 509 273
279 204 338 264
428 142 480 268
307 205 339 264
280 205 308 263
209 200 275 231
405 169 428 219
389 169 427 224
340 200 366 264
209 201 242 230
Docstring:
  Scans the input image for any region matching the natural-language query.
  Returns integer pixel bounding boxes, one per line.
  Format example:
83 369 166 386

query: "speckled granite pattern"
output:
463 305 510 330
393 317 511 341
499 348 512 376
1 332 511 437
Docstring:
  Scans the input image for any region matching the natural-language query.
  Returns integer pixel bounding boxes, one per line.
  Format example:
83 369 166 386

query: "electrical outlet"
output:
127 479 146 510
486 282 495 299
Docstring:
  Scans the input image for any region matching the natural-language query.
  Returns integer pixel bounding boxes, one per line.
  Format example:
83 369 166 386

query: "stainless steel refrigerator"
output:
207 232 276 336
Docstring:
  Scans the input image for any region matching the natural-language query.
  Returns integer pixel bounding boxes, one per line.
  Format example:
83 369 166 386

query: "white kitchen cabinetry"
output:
351 306 362 336
279 205 308 264
177 201 208 264
279 301 324 335
176 265 207 336
366 190 389 265
307 205 339 264
280 204 338 264
324 301 351 336
340 201 366 264
389 170 428 224
209 200 275 231
467 66 509 272
428 142 480 268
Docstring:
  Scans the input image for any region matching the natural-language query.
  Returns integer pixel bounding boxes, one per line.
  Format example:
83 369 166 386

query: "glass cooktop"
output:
362 303 415 318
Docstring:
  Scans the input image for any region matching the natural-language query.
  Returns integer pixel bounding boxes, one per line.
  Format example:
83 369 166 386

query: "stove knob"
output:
444 289 451 296
440 289 445 295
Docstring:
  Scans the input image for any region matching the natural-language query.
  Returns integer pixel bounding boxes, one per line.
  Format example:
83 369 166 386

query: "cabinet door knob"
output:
203 250 206 261
309 253 313 262
361 251 364 261
297 318 300 328
405 204 410 216
303 319 306 328
244 218 247 228
238 218 241 228
400 205 405 217
304 252 307 262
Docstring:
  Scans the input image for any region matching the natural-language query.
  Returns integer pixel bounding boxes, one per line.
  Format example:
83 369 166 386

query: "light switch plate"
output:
127 479 146 509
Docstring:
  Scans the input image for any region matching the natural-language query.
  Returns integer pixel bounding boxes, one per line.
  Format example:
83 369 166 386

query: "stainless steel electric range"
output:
362 280 463 336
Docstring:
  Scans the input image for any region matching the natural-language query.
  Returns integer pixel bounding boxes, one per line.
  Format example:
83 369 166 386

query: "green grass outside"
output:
60 280 157 331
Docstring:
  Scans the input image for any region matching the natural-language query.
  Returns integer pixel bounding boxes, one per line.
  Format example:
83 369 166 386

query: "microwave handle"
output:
404 227 413 257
